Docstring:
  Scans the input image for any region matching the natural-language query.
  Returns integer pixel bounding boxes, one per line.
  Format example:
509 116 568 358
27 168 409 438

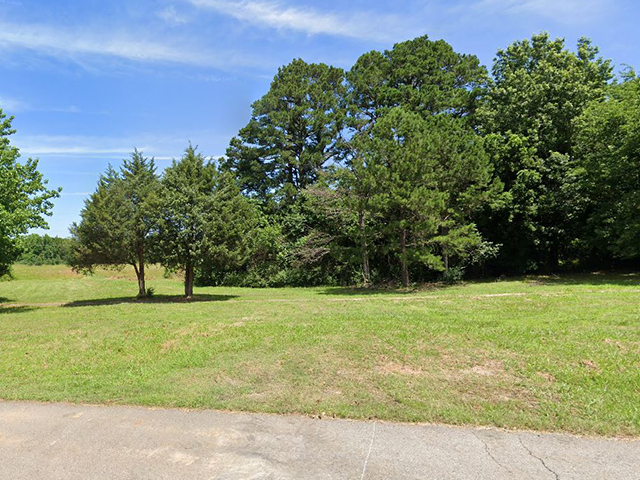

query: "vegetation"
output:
2 33 637 294
0 28 637 438
0 108 59 277
0 264 638 437
69 150 159 298
154 145 257 297
17 234 73 265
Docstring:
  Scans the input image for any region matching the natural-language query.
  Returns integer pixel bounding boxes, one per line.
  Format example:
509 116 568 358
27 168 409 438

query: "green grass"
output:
1 265 639 437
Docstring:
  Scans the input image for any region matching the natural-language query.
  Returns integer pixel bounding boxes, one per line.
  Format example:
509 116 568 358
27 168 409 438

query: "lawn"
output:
1 265 639 437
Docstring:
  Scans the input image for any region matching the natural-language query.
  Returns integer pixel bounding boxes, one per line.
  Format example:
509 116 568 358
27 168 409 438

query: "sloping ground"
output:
0 265 639 436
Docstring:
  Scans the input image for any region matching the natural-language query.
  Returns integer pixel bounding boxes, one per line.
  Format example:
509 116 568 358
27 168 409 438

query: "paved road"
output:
1 401 638 479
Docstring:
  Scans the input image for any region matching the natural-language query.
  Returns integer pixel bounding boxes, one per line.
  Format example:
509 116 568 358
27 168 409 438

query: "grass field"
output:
1 265 639 437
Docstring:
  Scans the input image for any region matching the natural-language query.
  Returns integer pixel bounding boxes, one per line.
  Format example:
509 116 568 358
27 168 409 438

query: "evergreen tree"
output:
347 35 488 131
223 59 347 205
354 108 498 287
70 150 159 297
155 145 257 297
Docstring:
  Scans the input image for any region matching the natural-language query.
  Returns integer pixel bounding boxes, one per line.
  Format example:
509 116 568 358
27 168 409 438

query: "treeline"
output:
18 234 73 265
70 33 640 296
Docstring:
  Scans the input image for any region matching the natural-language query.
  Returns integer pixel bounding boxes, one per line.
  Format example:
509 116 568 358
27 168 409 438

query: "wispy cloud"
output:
12 133 221 160
0 20 262 69
60 192 92 197
0 96 108 115
0 95 27 112
472 0 607 24
157 5 192 25
15 134 149 157
185 0 420 42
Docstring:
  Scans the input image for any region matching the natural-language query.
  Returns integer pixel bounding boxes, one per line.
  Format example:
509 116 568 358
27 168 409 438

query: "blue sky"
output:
0 0 637 236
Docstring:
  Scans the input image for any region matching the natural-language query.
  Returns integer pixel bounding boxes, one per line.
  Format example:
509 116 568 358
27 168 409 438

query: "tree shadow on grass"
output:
63 294 239 308
523 272 640 287
320 271 640 296
0 297 35 315
320 284 444 296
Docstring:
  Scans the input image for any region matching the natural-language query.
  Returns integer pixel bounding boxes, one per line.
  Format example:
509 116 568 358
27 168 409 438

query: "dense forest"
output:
3 33 639 295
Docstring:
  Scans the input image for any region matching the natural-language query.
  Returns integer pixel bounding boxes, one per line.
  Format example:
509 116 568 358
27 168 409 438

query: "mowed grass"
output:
1 265 639 437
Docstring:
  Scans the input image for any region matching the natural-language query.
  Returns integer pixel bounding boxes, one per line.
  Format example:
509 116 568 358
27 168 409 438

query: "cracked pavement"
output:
1 401 639 479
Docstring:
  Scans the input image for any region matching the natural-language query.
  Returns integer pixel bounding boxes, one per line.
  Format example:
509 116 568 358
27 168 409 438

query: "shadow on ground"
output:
320 272 640 296
0 306 37 315
320 285 441 296
524 272 640 287
63 294 239 308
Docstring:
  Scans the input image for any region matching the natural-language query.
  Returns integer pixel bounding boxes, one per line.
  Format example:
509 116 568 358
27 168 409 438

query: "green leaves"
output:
574 77 640 260
223 59 347 205
348 36 488 130
69 150 159 297
155 146 258 294
0 107 60 277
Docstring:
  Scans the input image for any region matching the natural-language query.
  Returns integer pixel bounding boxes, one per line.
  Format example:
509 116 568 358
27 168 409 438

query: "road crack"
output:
472 431 512 474
360 423 376 480
518 436 560 480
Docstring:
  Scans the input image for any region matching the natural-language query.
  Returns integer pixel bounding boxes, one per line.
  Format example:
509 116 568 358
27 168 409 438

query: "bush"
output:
441 267 465 284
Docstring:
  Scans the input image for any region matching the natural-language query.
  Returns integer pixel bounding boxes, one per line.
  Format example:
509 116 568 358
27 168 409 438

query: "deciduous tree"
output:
0 107 59 277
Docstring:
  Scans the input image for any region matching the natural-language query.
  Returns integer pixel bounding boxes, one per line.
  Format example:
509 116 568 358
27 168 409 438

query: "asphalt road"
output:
1 401 638 479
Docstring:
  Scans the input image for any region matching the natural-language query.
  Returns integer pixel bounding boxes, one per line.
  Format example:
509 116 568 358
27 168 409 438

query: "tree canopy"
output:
223 59 347 206
155 145 257 297
0 108 59 277
6 31 637 292
70 150 159 297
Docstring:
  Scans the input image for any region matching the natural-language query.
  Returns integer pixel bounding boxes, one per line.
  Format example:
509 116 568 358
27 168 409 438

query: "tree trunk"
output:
136 250 146 298
184 263 194 298
132 261 146 299
400 228 409 288
359 211 371 285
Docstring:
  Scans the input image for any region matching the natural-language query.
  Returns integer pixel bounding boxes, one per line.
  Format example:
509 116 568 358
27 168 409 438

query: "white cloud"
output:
11 133 224 160
60 192 92 196
185 0 419 42
157 5 192 25
0 95 28 112
473 0 606 23
0 20 260 69
15 134 150 157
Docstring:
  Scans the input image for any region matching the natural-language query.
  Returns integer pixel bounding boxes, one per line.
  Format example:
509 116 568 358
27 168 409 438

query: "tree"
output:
341 36 490 284
479 33 613 272
481 33 612 157
347 35 488 131
354 108 498 287
0 107 59 277
574 76 640 260
69 150 159 297
223 59 347 205
155 145 257 297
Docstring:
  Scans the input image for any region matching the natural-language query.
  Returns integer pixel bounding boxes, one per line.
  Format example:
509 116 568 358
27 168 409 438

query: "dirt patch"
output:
536 372 557 382
580 359 600 371
463 360 506 377
160 339 178 352
375 361 425 376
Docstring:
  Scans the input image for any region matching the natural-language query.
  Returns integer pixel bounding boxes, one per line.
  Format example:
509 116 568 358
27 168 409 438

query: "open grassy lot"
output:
1 265 639 437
